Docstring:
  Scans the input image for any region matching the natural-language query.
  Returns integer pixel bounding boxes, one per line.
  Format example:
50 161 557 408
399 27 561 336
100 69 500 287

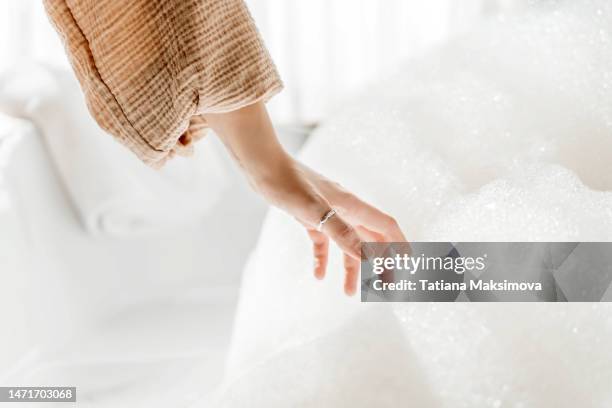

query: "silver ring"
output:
317 209 337 232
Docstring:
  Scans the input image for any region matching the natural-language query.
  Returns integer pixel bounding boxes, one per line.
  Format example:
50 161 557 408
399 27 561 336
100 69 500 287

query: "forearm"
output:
204 102 295 191
205 101 404 295
206 102 327 220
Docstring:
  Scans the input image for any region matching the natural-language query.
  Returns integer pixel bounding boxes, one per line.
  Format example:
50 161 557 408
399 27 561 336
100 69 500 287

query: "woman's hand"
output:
204 102 405 295
266 159 406 295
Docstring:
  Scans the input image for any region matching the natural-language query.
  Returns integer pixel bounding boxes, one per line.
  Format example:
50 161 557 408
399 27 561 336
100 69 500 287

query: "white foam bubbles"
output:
220 1 612 407
426 163 612 241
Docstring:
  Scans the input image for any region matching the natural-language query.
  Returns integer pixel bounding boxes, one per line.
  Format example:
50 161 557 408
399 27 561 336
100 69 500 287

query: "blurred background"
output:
0 0 525 406
0 0 526 122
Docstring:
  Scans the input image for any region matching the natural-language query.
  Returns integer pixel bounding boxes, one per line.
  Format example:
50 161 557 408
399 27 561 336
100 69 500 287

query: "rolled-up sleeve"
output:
43 0 283 167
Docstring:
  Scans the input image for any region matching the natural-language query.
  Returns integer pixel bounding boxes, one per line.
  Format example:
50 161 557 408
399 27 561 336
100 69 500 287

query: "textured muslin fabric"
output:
43 0 283 167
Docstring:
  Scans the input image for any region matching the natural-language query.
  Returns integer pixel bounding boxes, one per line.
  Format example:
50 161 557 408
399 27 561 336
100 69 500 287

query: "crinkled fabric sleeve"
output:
43 0 283 167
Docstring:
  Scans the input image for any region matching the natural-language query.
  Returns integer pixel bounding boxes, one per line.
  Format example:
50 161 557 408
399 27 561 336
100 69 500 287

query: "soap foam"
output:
218 1 612 407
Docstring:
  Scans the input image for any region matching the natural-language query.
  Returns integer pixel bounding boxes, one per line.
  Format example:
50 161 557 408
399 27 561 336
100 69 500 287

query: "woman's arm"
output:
44 0 405 294
205 102 406 295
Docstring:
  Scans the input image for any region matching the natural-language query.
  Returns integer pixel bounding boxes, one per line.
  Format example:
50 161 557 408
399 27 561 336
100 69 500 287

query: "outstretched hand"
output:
295 162 405 295
205 102 406 295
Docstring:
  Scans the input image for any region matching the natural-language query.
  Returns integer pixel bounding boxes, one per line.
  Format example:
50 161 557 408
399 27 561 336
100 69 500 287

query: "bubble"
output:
222 1 612 407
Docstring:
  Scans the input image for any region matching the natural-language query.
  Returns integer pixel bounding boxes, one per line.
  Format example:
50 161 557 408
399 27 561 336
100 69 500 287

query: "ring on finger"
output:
317 209 337 232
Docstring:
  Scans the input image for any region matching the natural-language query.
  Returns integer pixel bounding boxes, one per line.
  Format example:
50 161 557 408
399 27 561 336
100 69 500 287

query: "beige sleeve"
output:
43 0 283 167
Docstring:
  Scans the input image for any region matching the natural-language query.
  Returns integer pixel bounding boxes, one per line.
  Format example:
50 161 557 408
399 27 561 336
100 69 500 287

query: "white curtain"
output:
0 0 524 124
248 0 530 123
